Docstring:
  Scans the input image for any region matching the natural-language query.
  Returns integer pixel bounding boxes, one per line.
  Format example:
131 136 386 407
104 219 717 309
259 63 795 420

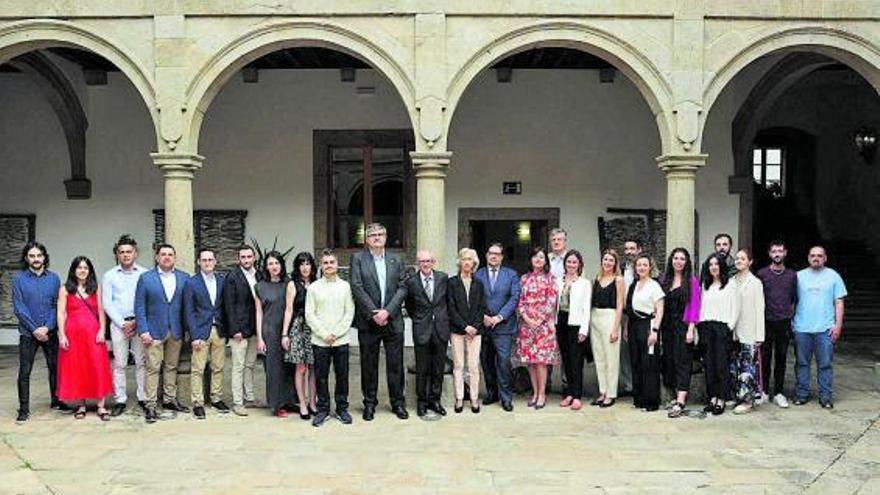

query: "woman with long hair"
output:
624 255 665 411
285 251 318 420
56 256 113 420
556 250 592 411
589 249 625 408
515 246 559 409
659 248 701 418
732 248 765 415
698 253 739 416
255 251 296 417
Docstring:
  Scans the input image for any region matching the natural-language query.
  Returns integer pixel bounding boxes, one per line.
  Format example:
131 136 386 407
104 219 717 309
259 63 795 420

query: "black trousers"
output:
313 344 349 414
556 312 585 399
358 327 405 408
699 321 730 401
761 319 791 396
414 333 447 407
629 318 660 409
662 321 694 393
18 334 59 412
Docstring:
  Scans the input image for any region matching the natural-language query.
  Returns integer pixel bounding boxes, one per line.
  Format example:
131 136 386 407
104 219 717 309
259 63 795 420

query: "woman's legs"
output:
451 334 466 403
536 365 548 405
527 365 538 403
466 336 482 407
295 363 309 411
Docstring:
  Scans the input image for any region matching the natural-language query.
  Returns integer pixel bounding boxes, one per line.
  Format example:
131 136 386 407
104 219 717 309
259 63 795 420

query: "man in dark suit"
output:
223 245 260 416
183 248 229 419
349 222 409 420
135 243 190 423
403 250 450 418
474 241 521 411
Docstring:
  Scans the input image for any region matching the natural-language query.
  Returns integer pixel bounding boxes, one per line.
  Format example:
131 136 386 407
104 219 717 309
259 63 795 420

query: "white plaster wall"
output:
0 65 743 340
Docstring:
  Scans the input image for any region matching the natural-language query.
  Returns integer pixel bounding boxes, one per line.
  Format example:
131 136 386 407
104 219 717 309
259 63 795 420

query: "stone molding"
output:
411 151 452 179
151 152 204 180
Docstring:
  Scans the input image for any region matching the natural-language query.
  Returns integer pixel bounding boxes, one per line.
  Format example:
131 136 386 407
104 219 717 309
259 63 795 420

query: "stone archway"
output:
183 20 418 153
0 19 161 149
445 20 675 154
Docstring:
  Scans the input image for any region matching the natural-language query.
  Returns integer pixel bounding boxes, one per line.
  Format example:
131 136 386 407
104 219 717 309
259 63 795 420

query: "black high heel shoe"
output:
471 402 481 414
454 401 464 414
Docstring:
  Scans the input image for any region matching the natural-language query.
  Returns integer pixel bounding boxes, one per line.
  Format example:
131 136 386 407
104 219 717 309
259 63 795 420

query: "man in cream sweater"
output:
306 249 355 427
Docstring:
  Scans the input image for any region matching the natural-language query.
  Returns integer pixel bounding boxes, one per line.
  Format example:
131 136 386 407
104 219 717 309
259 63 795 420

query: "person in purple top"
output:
756 240 798 408
659 248 701 418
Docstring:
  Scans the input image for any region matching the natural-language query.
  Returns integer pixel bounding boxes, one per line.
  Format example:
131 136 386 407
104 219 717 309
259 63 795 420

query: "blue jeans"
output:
794 331 834 402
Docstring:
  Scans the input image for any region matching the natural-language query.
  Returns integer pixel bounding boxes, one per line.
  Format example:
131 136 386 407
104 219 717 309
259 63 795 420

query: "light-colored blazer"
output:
556 276 592 335
734 271 766 345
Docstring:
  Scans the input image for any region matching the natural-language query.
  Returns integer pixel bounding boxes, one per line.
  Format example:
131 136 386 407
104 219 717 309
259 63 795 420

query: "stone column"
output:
410 151 452 267
151 152 203 273
657 154 707 256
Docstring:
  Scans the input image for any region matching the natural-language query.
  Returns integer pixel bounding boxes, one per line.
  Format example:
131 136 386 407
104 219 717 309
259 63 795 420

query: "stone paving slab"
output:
0 344 878 494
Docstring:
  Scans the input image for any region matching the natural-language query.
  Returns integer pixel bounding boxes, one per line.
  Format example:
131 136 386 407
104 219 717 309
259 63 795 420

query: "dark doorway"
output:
470 219 549 274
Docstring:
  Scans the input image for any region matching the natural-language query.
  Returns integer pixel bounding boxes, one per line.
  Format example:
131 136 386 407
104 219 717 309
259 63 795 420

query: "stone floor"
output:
0 342 878 495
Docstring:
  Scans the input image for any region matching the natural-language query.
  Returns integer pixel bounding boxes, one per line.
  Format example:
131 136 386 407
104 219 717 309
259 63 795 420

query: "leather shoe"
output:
163 399 190 413
430 403 447 416
138 401 148 413
501 401 514 412
110 403 127 417
392 405 409 420
211 401 230 413
50 401 72 411
362 406 375 421
312 411 329 427
483 394 499 406
193 406 206 420
145 407 158 424
337 410 353 424
417 404 428 417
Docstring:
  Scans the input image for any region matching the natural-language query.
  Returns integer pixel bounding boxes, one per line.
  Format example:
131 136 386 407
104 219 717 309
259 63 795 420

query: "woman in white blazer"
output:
555 250 591 411
732 248 765 415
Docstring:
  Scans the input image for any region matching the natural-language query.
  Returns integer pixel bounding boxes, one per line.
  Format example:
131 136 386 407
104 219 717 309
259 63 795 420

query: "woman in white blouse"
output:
732 248 765 414
555 250 591 411
624 255 664 412
698 253 739 416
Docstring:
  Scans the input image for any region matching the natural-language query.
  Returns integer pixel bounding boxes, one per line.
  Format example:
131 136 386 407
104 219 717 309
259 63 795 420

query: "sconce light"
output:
854 126 877 164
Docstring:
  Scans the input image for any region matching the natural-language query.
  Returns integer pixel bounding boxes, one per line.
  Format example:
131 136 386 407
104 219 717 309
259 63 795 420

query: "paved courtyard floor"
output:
0 342 878 495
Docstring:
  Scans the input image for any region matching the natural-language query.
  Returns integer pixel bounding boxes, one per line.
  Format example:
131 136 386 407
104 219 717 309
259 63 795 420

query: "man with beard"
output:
13 241 65 423
701 233 737 278
756 240 798 408
223 245 261 416
618 238 642 397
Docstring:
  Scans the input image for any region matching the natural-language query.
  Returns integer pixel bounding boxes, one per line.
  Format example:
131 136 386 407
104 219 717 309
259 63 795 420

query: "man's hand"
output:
830 325 842 344
233 332 243 343
482 315 494 328
326 334 337 346
192 339 205 351
372 309 390 326
140 332 153 347
33 326 49 342
122 320 136 337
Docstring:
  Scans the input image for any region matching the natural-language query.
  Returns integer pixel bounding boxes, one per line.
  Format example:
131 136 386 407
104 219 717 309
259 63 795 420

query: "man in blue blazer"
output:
135 243 190 423
475 241 521 411
183 248 229 419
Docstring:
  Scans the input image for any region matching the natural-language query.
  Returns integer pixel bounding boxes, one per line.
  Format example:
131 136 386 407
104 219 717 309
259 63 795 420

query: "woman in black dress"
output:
255 251 296 418
287 252 318 420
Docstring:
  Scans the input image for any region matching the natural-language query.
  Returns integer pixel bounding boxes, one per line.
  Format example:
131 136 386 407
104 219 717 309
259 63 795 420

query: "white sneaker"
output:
755 393 769 405
733 403 753 415
773 394 790 408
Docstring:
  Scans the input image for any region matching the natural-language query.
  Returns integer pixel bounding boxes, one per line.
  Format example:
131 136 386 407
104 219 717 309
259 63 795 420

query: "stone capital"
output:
656 153 707 179
410 150 452 179
151 152 204 180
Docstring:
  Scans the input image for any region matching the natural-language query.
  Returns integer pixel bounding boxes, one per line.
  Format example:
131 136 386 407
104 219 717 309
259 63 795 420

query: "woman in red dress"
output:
57 256 113 420
515 246 559 409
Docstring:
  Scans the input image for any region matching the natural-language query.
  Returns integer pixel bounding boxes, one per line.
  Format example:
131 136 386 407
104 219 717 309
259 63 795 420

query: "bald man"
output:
403 250 450 417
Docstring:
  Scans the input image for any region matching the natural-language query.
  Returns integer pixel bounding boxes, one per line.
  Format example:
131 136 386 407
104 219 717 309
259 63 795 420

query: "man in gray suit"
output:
349 223 409 421
403 250 449 418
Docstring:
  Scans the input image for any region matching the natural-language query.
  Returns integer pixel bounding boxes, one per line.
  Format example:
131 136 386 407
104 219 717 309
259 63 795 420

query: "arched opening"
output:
196 45 415 266
0 45 157 336
703 48 880 339
448 45 669 272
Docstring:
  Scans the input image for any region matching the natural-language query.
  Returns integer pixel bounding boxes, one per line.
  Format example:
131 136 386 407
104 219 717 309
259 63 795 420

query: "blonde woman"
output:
588 249 626 408
446 248 489 413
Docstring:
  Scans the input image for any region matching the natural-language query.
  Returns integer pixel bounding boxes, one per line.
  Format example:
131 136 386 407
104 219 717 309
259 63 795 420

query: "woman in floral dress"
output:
515 246 559 409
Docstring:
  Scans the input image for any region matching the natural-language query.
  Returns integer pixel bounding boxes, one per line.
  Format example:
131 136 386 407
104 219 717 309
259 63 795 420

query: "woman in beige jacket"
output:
732 248 765 414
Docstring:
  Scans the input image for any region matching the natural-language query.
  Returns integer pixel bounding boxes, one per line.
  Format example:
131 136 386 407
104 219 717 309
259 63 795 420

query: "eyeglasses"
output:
417 259 433 263
487 251 503 256
367 232 386 238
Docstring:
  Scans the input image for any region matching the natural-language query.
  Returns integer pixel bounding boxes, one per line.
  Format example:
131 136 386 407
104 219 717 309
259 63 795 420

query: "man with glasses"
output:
350 223 409 420
475 242 521 411
404 250 450 418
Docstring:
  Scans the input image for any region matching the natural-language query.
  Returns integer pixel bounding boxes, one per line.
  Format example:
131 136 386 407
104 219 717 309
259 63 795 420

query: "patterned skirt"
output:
285 316 314 365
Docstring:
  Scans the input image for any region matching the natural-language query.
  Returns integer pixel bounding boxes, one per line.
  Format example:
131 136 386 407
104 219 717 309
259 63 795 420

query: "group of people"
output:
12 224 847 426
